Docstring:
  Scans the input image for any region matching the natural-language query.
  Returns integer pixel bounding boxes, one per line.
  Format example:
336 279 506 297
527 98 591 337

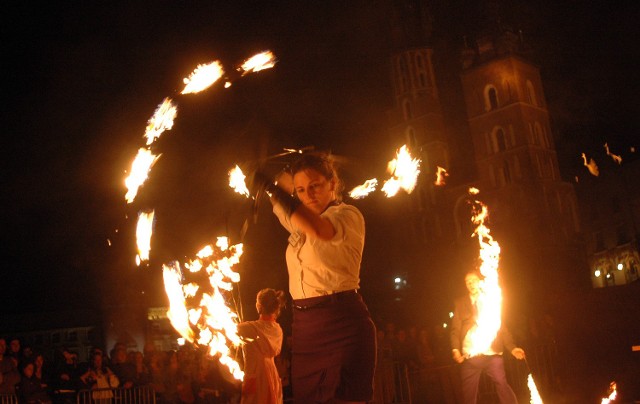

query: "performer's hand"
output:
511 347 526 360
275 170 294 195
248 170 274 196
452 349 464 364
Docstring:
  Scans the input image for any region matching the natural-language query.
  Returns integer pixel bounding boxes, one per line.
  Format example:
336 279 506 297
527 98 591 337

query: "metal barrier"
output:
0 394 17 404
76 386 155 404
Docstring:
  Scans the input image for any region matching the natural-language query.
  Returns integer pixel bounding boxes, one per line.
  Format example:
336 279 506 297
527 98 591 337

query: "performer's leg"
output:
484 356 517 404
460 357 483 404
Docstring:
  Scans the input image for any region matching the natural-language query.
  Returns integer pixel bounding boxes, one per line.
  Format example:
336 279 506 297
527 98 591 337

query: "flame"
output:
435 166 448 186
181 60 224 95
239 51 277 75
349 179 378 199
135 210 155 265
604 143 622 164
466 188 503 357
162 238 245 380
228 165 250 198
601 381 617 404
145 98 178 146
581 152 599 176
382 145 421 197
124 148 161 203
528 374 544 403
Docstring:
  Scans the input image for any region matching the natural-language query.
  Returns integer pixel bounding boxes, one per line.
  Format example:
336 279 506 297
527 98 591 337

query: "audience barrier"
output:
75 386 156 404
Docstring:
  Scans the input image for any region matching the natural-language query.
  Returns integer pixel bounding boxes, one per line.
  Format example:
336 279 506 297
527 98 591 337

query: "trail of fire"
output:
162 237 245 380
527 374 543 404
239 50 277 75
381 144 421 197
601 381 617 404
349 179 378 199
468 188 543 401
135 210 155 265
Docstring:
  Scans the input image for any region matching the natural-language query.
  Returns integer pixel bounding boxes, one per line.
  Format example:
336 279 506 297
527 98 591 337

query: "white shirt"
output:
274 202 365 300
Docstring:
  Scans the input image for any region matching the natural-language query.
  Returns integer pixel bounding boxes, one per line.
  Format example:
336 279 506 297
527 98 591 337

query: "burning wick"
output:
581 152 599 177
601 381 617 403
135 210 155 265
381 144 421 197
228 165 251 198
349 179 378 199
604 142 622 164
181 60 225 95
238 51 277 75
435 166 448 186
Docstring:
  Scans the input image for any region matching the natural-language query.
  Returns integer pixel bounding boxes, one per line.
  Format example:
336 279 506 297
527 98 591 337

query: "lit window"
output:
594 269 601 277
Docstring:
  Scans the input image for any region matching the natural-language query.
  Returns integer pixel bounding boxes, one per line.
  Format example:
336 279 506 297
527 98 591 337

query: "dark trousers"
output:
460 355 517 404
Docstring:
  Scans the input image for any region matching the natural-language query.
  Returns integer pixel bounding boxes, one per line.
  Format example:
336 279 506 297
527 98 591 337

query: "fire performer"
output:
250 152 376 404
237 288 286 404
450 270 526 404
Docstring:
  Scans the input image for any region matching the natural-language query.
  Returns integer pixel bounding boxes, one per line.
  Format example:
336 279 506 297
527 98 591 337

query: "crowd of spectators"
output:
0 336 242 404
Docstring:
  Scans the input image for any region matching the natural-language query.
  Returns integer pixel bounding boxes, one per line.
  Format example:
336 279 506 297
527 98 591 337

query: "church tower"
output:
458 0 585 291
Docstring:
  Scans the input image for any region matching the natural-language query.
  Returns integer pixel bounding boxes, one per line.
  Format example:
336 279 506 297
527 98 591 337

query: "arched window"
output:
484 85 499 111
415 54 427 87
533 122 544 146
403 99 412 120
406 126 417 150
399 56 409 92
492 127 507 152
503 163 511 184
526 80 537 106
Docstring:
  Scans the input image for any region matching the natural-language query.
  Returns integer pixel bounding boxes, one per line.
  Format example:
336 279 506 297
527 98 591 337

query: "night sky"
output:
2 1 638 316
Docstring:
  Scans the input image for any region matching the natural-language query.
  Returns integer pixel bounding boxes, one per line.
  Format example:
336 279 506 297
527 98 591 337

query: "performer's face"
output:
465 273 481 296
293 168 335 214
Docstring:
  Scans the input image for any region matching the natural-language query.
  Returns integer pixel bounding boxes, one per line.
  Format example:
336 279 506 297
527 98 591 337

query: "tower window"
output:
415 54 427 88
399 56 409 92
403 99 413 120
492 128 507 152
484 85 499 111
526 80 538 106
502 162 511 184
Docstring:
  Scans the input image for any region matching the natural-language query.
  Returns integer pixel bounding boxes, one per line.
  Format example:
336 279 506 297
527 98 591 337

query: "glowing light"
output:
181 60 224 95
382 145 421 197
228 165 251 198
617 263 623 270
239 51 277 75
135 210 155 265
449 312 454 318
124 148 161 203
349 179 378 199
595 270 601 277
528 374 544 404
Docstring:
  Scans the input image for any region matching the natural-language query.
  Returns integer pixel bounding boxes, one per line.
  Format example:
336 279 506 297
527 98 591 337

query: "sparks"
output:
239 51 277 75
349 179 378 199
382 145 421 197
124 148 161 203
181 60 224 95
228 165 251 198
135 210 155 265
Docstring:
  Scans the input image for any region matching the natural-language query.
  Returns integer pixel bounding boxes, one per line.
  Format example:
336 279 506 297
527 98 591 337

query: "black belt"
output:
292 289 358 311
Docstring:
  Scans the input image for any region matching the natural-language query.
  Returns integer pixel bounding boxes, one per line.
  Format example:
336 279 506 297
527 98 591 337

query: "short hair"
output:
256 288 287 316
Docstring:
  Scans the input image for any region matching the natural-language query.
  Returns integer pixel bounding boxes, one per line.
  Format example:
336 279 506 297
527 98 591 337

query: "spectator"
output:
127 351 151 387
79 352 119 403
53 348 80 392
17 360 52 404
0 337 21 394
111 347 136 388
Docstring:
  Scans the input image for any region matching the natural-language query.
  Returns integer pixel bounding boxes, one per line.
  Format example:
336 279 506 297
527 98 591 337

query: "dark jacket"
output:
450 295 516 355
